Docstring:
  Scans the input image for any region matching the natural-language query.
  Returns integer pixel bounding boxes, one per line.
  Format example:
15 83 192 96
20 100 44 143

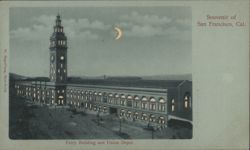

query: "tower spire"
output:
49 14 68 106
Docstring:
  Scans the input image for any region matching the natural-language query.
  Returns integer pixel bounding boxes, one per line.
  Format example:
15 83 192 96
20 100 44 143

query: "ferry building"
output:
14 14 192 127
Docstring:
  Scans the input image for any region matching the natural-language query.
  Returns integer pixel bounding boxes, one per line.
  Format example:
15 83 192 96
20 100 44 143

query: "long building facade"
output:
13 14 192 127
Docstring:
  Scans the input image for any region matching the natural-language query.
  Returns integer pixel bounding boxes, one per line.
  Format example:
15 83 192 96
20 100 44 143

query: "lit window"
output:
135 101 138 108
159 116 165 124
162 105 165 111
184 94 190 109
150 97 156 102
60 64 63 68
60 56 64 60
171 99 175 112
150 103 156 110
142 103 147 109
185 101 188 108
172 105 175 112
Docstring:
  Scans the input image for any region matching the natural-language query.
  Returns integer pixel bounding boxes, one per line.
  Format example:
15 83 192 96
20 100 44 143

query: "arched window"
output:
127 95 133 107
126 111 132 118
103 106 107 113
141 113 147 121
184 92 191 109
141 96 148 110
120 109 125 116
159 98 166 112
134 95 140 108
149 97 156 110
159 116 165 124
114 94 120 105
108 93 113 103
149 114 156 122
171 99 175 112
103 92 108 103
120 94 126 106
134 112 139 119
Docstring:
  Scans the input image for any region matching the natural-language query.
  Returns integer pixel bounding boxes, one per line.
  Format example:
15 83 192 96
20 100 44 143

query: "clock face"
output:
51 55 55 62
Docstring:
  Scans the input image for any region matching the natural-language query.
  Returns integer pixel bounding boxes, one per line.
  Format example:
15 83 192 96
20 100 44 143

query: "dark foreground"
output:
9 96 192 139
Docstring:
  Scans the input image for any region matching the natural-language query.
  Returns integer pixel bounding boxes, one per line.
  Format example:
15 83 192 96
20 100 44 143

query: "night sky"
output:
10 7 191 77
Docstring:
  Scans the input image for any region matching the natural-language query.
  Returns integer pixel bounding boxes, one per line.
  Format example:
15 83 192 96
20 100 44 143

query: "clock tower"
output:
49 14 67 105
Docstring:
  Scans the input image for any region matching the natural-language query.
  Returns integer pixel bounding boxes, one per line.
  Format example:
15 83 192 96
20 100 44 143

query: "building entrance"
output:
109 107 117 114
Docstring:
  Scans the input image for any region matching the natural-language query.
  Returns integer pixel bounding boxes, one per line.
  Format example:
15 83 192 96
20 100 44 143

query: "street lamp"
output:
151 127 155 139
148 121 155 139
119 116 122 134
97 110 100 126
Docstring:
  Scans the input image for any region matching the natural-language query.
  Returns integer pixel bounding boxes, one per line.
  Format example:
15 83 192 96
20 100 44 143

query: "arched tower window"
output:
184 92 191 109
171 99 175 112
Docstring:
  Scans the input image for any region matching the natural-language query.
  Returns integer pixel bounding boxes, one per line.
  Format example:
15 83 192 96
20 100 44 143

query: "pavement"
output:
9 95 192 139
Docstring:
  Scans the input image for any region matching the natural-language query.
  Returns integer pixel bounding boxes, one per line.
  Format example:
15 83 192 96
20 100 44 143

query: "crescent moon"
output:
114 27 123 40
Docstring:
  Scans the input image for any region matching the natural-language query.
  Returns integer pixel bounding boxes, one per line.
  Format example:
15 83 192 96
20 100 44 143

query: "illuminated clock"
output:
60 56 64 60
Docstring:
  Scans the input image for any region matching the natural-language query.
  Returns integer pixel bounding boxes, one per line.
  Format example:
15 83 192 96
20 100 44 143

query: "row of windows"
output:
50 40 67 47
50 68 66 74
54 27 63 33
119 109 165 123
50 75 65 81
69 97 166 112
51 63 65 69
66 89 166 103
67 92 167 112
69 101 166 124
15 85 191 111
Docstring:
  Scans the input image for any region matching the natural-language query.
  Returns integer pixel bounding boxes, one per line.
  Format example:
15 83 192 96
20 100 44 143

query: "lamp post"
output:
151 127 155 139
97 110 100 126
119 116 122 134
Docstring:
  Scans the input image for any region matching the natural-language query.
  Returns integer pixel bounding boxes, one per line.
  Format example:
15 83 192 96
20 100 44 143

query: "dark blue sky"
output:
10 7 191 77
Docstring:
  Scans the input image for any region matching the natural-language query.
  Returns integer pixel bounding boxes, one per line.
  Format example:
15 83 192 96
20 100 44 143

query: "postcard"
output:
0 0 249 150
